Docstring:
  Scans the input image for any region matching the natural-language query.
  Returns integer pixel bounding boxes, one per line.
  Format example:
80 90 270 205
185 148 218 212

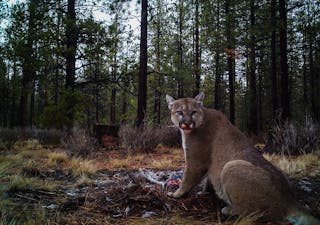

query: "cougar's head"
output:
166 92 205 134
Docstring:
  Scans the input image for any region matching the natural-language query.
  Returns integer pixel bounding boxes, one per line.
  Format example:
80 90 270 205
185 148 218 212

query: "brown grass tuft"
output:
47 151 68 167
263 152 320 178
69 157 98 177
61 128 97 157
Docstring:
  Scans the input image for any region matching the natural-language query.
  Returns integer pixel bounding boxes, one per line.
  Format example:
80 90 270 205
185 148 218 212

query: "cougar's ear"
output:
194 92 204 106
166 94 175 110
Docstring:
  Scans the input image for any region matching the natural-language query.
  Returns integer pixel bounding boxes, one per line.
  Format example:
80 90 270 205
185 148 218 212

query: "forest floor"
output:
0 139 320 225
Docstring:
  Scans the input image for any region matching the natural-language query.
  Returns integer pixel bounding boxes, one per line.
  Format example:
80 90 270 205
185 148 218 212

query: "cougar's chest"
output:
181 131 211 161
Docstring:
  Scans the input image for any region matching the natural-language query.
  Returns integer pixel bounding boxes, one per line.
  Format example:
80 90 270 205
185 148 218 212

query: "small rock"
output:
43 204 59 209
142 211 157 218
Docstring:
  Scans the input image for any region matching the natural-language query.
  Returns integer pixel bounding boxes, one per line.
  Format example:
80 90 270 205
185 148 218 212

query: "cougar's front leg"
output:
168 162 207 198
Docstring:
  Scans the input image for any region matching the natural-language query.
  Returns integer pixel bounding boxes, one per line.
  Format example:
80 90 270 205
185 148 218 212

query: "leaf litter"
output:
4 165 320 224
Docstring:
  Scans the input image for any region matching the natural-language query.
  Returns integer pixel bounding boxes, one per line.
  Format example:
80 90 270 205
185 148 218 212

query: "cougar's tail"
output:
287 208 320 225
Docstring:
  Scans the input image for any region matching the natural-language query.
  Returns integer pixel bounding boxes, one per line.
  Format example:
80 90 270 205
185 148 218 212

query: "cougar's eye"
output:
191 111 197 116
175 111 183 116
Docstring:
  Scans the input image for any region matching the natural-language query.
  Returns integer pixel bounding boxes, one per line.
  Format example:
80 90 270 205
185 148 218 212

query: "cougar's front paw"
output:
167 189 184 198
221 206 233 216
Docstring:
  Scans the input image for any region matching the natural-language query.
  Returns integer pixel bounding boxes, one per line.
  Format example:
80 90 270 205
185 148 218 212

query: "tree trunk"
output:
18 0 37 127
121 64 128 123
65 0 77 91
122 92 127 123
64 0 77 128
154 0 162 124
248 0 258 134
29 80 35 127
225 0 235 124
95 63 99 124
177 0 184 98
313 46 320 121
194 0 200 95
54 0 62 105
137 0 148 127
309 30 316 120
214 1 223 111
0 59 7 127
110 55 117 125
302 30 309 115
10 61 18 127
270 0 278 120
279 0 290 121
110 89 116 124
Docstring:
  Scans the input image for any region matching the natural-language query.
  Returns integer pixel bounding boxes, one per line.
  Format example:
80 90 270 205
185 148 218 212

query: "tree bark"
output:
194 0 200 95
309 29 316 120
248 0 258 135
137 0 148 127
65 0 77 91
270 0 278 119
302 29 309 115
110 50 117 125
177 0 184 98
95 63 99 124
312 46 320 121
225 0 235 124
29 80 35 127
154 0 162 124
18 0 37 127
10 61 18 127
54 0 62 105
279 0 290 121
214 1 223 111
64 0 78 128
0 59 7 127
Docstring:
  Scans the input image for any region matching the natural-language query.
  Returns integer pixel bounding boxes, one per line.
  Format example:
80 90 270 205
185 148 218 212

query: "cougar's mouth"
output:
180 123 194 133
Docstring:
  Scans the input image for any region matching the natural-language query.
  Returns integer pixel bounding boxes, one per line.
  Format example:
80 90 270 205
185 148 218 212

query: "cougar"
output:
166 92 319 224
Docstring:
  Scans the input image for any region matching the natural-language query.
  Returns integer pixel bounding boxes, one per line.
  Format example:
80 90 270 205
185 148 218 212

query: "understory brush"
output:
61 128 98 157
0 128 64 150
265 117 320 155
118 124 181 153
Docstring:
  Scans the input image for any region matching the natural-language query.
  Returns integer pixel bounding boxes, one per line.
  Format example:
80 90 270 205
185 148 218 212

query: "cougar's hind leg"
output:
220 160 289 221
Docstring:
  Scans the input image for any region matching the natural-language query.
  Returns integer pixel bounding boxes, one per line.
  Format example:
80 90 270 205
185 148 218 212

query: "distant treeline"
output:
0 0 319 134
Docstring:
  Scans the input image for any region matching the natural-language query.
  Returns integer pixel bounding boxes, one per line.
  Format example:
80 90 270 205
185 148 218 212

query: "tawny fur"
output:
166 93 318 223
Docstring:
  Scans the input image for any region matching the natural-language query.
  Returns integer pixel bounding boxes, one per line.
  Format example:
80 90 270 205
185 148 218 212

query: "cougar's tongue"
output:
181 123 192 130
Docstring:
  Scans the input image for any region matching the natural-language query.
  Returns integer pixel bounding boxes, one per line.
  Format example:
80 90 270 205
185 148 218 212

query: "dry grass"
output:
68 157 98 177
47 151 68 167
74 174 94 186
233 212 265 225
102 147 184 171
61 128 97 157
121 215 222 225
2 130 319 225
12 139 45 151
263 151 320 178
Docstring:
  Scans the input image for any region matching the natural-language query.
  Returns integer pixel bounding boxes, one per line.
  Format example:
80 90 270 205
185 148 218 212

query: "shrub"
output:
265 117 320 155
69 157 98 177
12 139 44 151
158 126 181 147
0 128 64 150
61 128 97 157
35 129 64 146
118 124 181 153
